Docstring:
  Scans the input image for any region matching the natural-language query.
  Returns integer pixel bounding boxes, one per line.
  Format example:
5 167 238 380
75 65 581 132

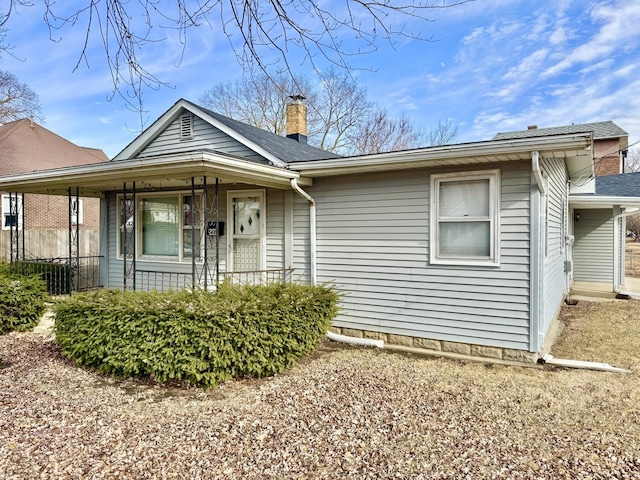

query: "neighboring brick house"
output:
0 118 108 260
494 121 629 177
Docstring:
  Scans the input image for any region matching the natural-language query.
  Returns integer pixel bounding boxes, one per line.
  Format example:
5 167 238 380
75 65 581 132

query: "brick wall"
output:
23 194 100 230
594 138 622 176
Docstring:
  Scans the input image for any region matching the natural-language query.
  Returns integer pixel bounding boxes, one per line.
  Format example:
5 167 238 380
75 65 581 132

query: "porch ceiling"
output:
0 151 311 197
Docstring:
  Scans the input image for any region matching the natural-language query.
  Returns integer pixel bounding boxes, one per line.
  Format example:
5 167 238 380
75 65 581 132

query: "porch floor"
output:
570 277 640 299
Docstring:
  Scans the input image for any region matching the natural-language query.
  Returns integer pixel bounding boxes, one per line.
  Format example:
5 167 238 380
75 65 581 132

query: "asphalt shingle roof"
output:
595 172 640 197
0 119 108 176
195 102 342 163
493 121 628 141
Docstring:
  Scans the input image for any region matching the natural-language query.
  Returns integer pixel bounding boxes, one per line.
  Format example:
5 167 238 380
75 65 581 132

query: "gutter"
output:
290 178 317 286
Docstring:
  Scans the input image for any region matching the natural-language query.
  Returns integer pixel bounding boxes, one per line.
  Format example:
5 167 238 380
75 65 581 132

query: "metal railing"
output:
221 268 295 285
134 267 295 291
12 256 102 294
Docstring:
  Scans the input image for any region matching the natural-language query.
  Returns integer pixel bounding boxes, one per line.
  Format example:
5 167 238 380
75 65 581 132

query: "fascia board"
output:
0 152 304 194
570 195 640 209
289 134 593 176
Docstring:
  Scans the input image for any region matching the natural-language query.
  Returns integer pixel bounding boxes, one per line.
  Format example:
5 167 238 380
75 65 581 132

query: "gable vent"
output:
180 113 193 139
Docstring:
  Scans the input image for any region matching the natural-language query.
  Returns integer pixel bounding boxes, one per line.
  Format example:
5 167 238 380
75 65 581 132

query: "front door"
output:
227 190 265 272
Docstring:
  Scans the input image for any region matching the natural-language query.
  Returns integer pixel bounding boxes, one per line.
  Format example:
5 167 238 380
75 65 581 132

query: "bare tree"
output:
200 70 316 135
0 1 471 116
426 118 459 146
625 146 640 173
0 70 41 124
351 108 424 154
201 68 436 155
312 68 372 153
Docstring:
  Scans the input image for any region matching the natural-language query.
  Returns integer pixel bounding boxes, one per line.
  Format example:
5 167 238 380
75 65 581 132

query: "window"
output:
2 194 23 230
117 192 202 261
430 170 500 266
71 199 83 225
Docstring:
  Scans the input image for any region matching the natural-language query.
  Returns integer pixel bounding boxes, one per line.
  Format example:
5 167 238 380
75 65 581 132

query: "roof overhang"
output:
570 195 640 210
289 133 593 177
0 151 310 197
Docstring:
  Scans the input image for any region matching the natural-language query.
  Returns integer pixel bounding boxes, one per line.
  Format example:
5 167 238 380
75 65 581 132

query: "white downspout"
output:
532 151 546 195
613 208 640 296
290 178 316 286
530 151 547 354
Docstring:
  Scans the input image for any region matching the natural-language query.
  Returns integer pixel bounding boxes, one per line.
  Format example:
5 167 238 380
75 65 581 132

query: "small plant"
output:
0 262 50 334
54 282 339 388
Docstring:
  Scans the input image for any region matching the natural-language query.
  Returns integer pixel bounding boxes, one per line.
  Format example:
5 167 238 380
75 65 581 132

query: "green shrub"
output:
54 283 339 388
0 262 50 334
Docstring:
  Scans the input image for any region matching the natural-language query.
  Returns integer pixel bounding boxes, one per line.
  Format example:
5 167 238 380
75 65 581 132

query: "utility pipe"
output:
327 331 384 348
613 207 640 296
290 178 317 286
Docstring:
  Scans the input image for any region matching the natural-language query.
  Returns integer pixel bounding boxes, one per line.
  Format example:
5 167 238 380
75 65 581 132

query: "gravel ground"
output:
1 330 640 479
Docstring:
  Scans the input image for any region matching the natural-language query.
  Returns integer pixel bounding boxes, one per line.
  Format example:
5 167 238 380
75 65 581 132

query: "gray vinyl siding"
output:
104 186 285 289
307 163 532 351
136 115 267 163
265 189 285 270
573 208 613 283
292 194 311 284
541 156 568 334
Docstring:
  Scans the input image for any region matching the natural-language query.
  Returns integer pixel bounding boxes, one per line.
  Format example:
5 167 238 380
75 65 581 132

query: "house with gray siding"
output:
1 98 638 363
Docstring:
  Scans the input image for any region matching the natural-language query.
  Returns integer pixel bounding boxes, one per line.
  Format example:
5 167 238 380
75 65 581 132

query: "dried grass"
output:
1 301 640 478
553 299 640 371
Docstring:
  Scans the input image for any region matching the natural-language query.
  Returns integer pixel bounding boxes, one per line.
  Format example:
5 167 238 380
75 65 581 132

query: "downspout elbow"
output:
291 178 317 286
532 151 546 195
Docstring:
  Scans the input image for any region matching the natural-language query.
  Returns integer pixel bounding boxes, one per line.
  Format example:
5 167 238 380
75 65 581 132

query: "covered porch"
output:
0 151 314 292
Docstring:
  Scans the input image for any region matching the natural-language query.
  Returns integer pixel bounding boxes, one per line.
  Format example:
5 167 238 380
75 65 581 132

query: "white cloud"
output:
543 1 640 78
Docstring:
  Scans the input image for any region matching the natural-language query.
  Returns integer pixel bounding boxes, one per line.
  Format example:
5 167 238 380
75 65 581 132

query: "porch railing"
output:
135 267 295 292
13 256 103 295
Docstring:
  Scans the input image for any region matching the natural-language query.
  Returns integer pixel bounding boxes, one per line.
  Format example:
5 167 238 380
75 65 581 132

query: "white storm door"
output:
228 190 266 272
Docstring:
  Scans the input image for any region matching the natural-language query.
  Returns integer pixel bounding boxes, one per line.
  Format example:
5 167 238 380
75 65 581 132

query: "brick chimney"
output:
286 95 307 144
527 125 538 130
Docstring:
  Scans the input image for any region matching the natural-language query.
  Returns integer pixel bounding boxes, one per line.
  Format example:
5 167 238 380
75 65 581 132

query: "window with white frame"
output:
430 170 500 266
71 198 84 225
117 192 203 261
2 194 23 230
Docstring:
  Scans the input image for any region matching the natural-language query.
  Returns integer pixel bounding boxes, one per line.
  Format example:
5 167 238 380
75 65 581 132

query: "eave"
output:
289 133 593 177
0 151 310 197
570 195 640 210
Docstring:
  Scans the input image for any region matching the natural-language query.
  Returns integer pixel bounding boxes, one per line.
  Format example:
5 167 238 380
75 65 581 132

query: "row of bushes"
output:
0 262 50 334
54 283 339 388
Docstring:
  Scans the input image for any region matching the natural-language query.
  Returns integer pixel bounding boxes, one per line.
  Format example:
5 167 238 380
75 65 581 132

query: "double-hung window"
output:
2 194 23 230
117 192 202 261
430 169 500 266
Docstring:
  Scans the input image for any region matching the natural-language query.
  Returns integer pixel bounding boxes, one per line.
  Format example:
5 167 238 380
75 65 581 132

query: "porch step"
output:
569 282 617 299
33 309 55 337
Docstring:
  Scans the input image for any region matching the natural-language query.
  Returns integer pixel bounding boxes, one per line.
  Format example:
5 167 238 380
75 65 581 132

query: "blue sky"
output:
1 0 639 158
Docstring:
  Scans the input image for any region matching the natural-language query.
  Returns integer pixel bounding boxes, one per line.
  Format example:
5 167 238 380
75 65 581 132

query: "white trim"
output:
116 191 204 262
429 169 501 267
227 189 266 272
1 194 23 230
113 99 287 167
289 133 593 177
71 198 84 225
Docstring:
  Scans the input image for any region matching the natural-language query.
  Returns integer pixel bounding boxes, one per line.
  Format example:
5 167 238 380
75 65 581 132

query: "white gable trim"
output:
113 99 287 167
